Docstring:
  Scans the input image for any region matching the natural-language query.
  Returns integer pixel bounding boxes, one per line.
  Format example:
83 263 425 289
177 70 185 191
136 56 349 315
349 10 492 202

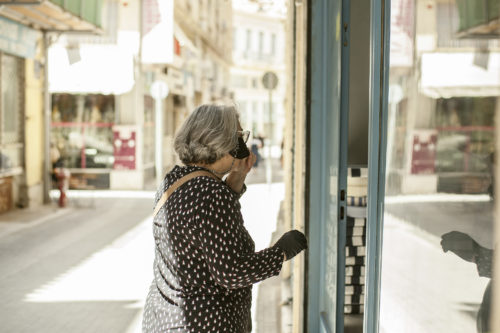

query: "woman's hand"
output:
274 230 308 261
225 152 256 193
233 152 257 175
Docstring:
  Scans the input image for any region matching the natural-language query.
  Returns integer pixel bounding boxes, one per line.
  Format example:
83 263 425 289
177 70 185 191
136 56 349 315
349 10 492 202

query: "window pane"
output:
1 54 21 144
246 29 252 51
271 33 276 55
230 74 248 88
0 147 22 171
51 94 115 169
380 0 497 332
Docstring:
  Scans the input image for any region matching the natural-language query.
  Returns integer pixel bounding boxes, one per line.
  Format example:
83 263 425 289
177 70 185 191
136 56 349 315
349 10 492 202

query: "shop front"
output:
0 1 103 209
379 1 499 331
286 0 500 331
0 50 25 213
51 93 115 189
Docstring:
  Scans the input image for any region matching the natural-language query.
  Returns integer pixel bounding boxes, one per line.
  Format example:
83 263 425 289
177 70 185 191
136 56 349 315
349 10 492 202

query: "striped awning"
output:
0 0 102 33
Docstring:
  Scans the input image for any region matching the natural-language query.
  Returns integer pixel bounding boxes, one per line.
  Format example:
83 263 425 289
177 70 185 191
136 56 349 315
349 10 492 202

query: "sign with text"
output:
0 17 38 59
113 127 136 170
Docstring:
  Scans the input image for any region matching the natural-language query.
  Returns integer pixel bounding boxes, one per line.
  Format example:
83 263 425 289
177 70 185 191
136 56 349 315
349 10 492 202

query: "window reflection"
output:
380 0 497 332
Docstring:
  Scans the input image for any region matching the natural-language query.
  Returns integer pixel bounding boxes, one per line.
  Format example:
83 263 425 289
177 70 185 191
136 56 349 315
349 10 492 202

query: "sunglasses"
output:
229 130 251 159
238 130 250 143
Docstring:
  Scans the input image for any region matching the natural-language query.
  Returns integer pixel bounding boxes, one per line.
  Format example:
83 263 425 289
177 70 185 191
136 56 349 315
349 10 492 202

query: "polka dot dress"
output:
142 165 284 333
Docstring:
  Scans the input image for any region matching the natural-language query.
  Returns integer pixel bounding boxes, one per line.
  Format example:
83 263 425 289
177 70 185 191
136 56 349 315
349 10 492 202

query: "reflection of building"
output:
0 1 102 212
386 0 500 195
47 0 233 190
231 1 286 146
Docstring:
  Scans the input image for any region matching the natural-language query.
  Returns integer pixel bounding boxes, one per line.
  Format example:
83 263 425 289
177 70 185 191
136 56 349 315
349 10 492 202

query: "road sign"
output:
150 80 169 99
262 71 278 90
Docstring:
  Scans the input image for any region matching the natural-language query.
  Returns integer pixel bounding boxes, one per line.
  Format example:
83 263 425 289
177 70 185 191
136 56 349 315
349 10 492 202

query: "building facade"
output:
231 0 287 149
47 0 233 191
0 0 103 212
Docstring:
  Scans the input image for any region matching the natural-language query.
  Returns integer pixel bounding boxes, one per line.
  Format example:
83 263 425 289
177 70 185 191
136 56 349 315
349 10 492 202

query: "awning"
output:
48 44 134 95
455 0 499 38
0 0 102 33
420 52 500 98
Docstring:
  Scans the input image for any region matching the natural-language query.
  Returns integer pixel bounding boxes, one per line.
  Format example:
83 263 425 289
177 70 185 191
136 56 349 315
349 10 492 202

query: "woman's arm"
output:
196 190 284 290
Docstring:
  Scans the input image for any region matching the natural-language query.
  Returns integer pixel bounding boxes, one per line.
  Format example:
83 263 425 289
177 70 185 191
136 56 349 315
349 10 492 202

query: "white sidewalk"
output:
240 183 285 333
379 212 489 333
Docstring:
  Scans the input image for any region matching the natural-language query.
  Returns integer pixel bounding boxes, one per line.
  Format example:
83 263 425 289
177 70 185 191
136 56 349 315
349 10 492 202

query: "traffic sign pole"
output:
266 88 273 186
151 81 169 186
262 71 278 186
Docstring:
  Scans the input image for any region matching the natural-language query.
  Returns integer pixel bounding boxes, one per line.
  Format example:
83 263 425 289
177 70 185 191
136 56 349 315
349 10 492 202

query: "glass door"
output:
307 0 349 331
378 0 499 332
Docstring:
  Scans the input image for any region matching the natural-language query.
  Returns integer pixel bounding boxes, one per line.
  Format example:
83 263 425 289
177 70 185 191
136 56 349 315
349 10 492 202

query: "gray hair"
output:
174 104 239 164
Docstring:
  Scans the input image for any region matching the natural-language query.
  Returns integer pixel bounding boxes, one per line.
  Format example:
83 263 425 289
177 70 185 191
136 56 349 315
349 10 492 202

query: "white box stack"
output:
345 168 367 314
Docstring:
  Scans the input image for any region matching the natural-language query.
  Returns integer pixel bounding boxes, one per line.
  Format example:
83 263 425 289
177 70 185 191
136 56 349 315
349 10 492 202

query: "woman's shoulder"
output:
155 165 237 202
168 165 229 194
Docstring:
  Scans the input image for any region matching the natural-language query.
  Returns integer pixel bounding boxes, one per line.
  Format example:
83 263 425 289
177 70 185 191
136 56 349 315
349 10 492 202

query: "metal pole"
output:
155 97 163 186
266 88 273 185
43 32 51 204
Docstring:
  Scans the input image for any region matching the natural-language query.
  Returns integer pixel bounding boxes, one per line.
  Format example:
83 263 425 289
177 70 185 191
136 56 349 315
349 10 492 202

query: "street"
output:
0 196 154 333
0 160 284 333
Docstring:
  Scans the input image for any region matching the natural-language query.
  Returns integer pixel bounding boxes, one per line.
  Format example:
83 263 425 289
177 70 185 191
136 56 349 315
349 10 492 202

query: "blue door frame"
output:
307 0 348 332
364 0 391 331
306 0 391 332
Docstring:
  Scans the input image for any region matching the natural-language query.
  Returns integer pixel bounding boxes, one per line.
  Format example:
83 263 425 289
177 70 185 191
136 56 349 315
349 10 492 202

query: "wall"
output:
24 36 45 206
284 0 309 332
110 0 145 190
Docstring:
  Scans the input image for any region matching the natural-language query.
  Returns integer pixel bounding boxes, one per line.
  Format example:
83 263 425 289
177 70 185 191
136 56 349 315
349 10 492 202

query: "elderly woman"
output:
142 104 307 333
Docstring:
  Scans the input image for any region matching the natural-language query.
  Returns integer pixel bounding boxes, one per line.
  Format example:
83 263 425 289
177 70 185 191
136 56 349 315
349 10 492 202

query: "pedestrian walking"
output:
250 136 261 167
50 142 70 207
142 104 307 333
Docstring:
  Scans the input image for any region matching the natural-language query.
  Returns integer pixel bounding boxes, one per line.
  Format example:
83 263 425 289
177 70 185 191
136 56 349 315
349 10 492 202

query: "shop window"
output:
0 53 23 174
51 94 115 170
435 97 495 178
380 1 497 332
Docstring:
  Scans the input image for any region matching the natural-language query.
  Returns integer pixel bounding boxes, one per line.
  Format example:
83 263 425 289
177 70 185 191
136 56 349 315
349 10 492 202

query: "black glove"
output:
441 231 479 263
274 230 308 261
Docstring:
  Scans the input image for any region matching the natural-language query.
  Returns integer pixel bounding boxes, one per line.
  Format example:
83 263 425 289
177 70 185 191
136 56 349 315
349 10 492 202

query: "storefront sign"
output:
0 17 38 59
113 127 136 170
411 131 437 174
